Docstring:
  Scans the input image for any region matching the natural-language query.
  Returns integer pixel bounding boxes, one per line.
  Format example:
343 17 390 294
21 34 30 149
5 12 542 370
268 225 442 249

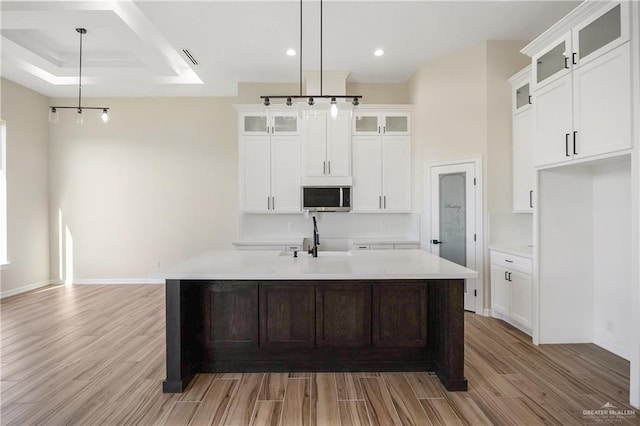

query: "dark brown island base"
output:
162 278 467 393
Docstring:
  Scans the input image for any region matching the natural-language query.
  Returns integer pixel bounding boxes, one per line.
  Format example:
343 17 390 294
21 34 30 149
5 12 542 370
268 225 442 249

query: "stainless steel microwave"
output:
302 186 351 212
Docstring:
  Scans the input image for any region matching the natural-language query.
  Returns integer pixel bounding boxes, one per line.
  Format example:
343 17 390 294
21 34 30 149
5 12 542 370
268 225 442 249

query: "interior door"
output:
430 163 477 312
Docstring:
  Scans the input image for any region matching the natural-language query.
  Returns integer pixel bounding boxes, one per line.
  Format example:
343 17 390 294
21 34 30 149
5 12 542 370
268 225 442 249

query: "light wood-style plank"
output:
1 285 638 425
189 378 238 426
360 377 402 426
180 373 216 402
221 373 264 426
335 373 364 401
338 400 371 426
280 378 311 426
311 373 340 426
258 373 288 401
383 373 433 426
250 400 283 426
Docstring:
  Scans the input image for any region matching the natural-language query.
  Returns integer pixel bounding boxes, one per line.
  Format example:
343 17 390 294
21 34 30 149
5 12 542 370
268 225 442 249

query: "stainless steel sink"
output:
279 250 353 257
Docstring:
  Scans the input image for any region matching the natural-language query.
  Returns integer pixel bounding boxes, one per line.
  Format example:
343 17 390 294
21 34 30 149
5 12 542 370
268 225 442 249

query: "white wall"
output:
538 157 632 358
0 79 50 296
409 41 530 310
48 97 239 281
592 160 633 359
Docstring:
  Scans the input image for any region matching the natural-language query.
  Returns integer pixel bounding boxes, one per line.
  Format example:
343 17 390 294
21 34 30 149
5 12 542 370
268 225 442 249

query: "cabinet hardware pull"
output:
328 161 331 174
378 126 381 134
384 195 387 209
268 197 271 210
383 126 386 134
379 195 382 209
505 259 513 263
572 52 577 65
565 133 570 156
529 190 533 208
272 126 275 134
508 272 512 281
504 271 508 280
528 95 532 105
272 197 275 210
323 161 326 174
573 131 578 155
564 56 569 69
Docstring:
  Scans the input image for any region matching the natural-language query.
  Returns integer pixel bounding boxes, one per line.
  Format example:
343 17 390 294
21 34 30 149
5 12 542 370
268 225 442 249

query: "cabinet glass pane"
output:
244 116 267 132
385 116 408 132
273 116 297 132
516 83 530 109
355 116 378 132
536 42 567 83
579 5 621 60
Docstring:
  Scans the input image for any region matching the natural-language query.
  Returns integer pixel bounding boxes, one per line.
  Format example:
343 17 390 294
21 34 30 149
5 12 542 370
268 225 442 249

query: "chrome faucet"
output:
308 216 319 257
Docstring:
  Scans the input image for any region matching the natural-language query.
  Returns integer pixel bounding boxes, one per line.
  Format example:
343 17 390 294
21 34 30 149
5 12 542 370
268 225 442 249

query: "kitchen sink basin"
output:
279 250 353 257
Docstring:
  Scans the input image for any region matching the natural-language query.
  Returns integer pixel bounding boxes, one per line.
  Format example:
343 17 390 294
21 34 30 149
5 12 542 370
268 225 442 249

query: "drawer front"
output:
394 243 419 250
491 251 532 275
370 244 394 250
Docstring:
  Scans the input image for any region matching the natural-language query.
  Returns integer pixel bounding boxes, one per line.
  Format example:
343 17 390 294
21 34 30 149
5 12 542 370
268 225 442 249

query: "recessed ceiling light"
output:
374 49 384 57
286 49 296 56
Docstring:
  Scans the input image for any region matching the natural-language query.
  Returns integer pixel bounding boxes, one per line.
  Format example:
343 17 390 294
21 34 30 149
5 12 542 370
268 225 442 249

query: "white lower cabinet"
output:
490 250 533 335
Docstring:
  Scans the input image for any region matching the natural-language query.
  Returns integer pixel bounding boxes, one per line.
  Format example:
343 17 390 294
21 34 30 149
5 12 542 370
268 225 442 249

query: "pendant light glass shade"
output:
48 107 59 124
101 109 109 123
76 109 83 124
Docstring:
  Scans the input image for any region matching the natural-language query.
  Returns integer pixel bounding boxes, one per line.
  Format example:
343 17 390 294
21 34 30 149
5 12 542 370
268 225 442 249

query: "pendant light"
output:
49 28 110 124
260 0 362 118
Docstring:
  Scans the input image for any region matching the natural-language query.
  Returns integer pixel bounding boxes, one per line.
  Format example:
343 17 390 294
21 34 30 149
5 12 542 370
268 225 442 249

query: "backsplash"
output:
239 213 420 242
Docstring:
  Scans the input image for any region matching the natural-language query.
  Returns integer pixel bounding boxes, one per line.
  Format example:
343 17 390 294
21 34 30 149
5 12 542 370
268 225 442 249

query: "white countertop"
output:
153 249 478 281
489 244 534 259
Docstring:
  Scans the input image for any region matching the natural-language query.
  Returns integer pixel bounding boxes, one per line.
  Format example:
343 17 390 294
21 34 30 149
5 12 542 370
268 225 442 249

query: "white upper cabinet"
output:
353 111 411 136
303 110 350 177
524 1 633 167
531 2 629 90
240 136 300 213
352 135 411 213
509 66 535 213
240 111 299 136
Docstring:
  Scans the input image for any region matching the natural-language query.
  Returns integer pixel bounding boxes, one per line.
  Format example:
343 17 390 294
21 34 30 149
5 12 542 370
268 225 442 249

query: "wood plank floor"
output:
1 284 638 425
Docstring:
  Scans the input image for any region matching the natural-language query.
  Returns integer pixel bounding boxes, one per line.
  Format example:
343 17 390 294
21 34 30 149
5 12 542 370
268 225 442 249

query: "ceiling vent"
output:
182 49 199 66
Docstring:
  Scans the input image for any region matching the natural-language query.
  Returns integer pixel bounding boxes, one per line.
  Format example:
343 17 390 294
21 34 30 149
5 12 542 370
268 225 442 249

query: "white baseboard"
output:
0 279 52 299
594 333 631 361
71 279 164 285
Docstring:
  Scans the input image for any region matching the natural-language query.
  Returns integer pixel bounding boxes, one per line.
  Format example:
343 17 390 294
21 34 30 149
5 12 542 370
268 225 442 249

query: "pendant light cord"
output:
78 30 83 110
300 0 302 96
320 0 323 96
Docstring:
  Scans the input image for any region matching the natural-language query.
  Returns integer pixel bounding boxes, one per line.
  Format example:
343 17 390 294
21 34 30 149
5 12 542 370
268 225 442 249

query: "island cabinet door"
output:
316 284 372 347
372 284 427 347
203 283 258 349
259 284 315 348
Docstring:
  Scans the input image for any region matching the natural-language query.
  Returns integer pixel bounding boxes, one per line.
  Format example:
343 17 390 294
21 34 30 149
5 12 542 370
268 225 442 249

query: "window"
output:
0 120 6 265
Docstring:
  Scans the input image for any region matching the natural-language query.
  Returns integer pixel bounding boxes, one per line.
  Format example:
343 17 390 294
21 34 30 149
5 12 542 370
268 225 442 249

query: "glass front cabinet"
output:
353 111 411 136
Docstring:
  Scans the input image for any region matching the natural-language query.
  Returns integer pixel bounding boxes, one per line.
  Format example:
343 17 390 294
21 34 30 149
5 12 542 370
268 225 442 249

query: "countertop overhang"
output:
153 249 478 281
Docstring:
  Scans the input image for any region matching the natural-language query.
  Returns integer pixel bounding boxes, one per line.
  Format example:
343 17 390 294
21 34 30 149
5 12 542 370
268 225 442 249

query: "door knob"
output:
431 239 442 245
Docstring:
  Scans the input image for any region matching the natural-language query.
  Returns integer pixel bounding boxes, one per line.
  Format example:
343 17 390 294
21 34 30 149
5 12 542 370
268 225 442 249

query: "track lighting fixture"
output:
259 0 362 117
49 28 110 124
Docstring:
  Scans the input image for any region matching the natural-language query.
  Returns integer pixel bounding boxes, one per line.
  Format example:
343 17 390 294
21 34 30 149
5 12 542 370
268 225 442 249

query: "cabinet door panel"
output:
382 136 411 212
510 270 532 329
241 137 271 212
372 284 427 347
316 284 371 347
533 35 571 88
352 136 382 211
204 283 258 349
573 43 631 159
574 2 628 66
533 74 573 167
327 111 351 176
259 284 315 348
304 113 328 176
491 265 510 316
353 115 380 134
513 109 534 213
271 137 300 212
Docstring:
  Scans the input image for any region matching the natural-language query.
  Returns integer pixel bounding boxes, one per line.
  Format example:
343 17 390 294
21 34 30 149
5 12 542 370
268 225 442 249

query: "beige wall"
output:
0 79 50 295
408 41 531 310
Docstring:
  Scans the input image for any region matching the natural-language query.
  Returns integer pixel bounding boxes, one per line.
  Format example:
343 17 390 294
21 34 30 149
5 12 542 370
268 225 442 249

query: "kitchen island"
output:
157 249 477 393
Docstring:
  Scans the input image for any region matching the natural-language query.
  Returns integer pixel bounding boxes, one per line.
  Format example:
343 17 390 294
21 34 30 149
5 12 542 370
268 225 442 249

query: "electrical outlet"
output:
606 320 614 333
